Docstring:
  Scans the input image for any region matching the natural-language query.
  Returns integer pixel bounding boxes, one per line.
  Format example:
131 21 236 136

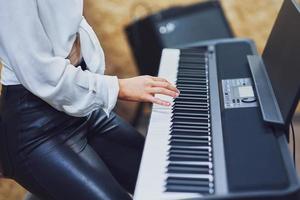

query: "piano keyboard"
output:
166 48 214 194
134 40 300 200
134 48 228 200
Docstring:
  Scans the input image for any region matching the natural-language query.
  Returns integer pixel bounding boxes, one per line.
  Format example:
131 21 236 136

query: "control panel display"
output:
222 78 258 109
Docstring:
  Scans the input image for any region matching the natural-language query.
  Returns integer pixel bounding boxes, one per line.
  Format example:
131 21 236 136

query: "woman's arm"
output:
0 1 118 117
0 1 178 117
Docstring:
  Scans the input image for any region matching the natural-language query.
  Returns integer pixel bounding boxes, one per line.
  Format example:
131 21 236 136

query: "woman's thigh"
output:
18 142 131 200
0 86 132 200
87 110 145 194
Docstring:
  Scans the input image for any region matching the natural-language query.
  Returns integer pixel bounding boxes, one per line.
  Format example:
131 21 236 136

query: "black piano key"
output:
171 114 210 120
179 61 206 65
167 164 212 175
180 50 207 55
167 176 211 186
172 107 209 112
171 130 210 137
171 119 209 125
180 51 206 56
174 101 209 106
178 66 206 70
177 91 208 95
171 126 210 131
166 185 212 194
175 94 209 100
170 132 210 137
175 89 208 94
167 167 211 175
170 138 211 146
177 68 208 74
180 51 207 56
177 74 207 79
179 60 207 65
177 83 208 88
167 176 211 183
169 140 210 147
171 115 209 121
176 84 208 88
177 77 207 80
172 104 210 110
170 135 210 140
168 154 211 162
178 70 206 74
179 57 207 62
172 112 209 118
174 99 209 104
173 97 209 103
173 100 208 105
171 124 210 131
173 98 209 103
181 47 207 52
169 149 211 157
169 146 211 153
169 151 211 157
176 79 208 84
171 120 209 126
172 109 209 114
170 124 210 130
177 77 207 81
171 112 209 117
175 95 209 100
177 70 207 74
175 97 209 102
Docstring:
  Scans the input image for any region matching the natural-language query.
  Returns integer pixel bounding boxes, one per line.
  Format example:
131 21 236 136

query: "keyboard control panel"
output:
222 78 258 109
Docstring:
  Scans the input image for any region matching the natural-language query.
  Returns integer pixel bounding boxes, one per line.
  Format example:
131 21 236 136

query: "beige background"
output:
0 0 299 199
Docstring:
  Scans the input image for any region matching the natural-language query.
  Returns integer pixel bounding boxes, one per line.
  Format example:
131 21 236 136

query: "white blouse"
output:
0 0 119 117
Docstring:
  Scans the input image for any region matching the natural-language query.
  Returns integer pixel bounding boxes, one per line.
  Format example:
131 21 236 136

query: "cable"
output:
291 121 296 166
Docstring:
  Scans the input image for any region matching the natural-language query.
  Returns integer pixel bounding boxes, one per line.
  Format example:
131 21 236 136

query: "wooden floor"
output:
0 179 26 200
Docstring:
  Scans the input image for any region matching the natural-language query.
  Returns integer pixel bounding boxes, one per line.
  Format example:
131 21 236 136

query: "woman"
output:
0 1 179 200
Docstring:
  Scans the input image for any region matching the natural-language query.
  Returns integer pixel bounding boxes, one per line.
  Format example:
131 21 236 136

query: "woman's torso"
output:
0 0 105 86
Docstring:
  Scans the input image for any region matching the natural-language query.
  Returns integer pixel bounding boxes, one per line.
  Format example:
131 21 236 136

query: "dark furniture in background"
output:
125 0 233 77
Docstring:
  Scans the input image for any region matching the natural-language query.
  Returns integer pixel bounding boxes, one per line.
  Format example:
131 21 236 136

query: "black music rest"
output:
248 0 300 129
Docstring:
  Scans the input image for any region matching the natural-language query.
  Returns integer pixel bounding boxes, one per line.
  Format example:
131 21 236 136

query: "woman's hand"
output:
118 75 180 106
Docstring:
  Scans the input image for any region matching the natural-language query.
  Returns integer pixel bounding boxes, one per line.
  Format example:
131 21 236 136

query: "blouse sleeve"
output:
0 1 119 117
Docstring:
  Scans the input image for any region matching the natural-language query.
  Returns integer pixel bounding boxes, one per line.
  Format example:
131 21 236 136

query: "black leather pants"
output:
0 85 145 200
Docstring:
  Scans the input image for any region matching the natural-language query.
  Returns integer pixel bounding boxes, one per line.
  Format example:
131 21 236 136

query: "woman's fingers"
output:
151 80 180 94
146 95 171 106
151 77 168 82
151 76 180 94
148 87 179 98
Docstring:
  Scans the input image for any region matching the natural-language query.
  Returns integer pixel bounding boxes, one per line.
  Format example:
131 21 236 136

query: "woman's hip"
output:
0 84 89 177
